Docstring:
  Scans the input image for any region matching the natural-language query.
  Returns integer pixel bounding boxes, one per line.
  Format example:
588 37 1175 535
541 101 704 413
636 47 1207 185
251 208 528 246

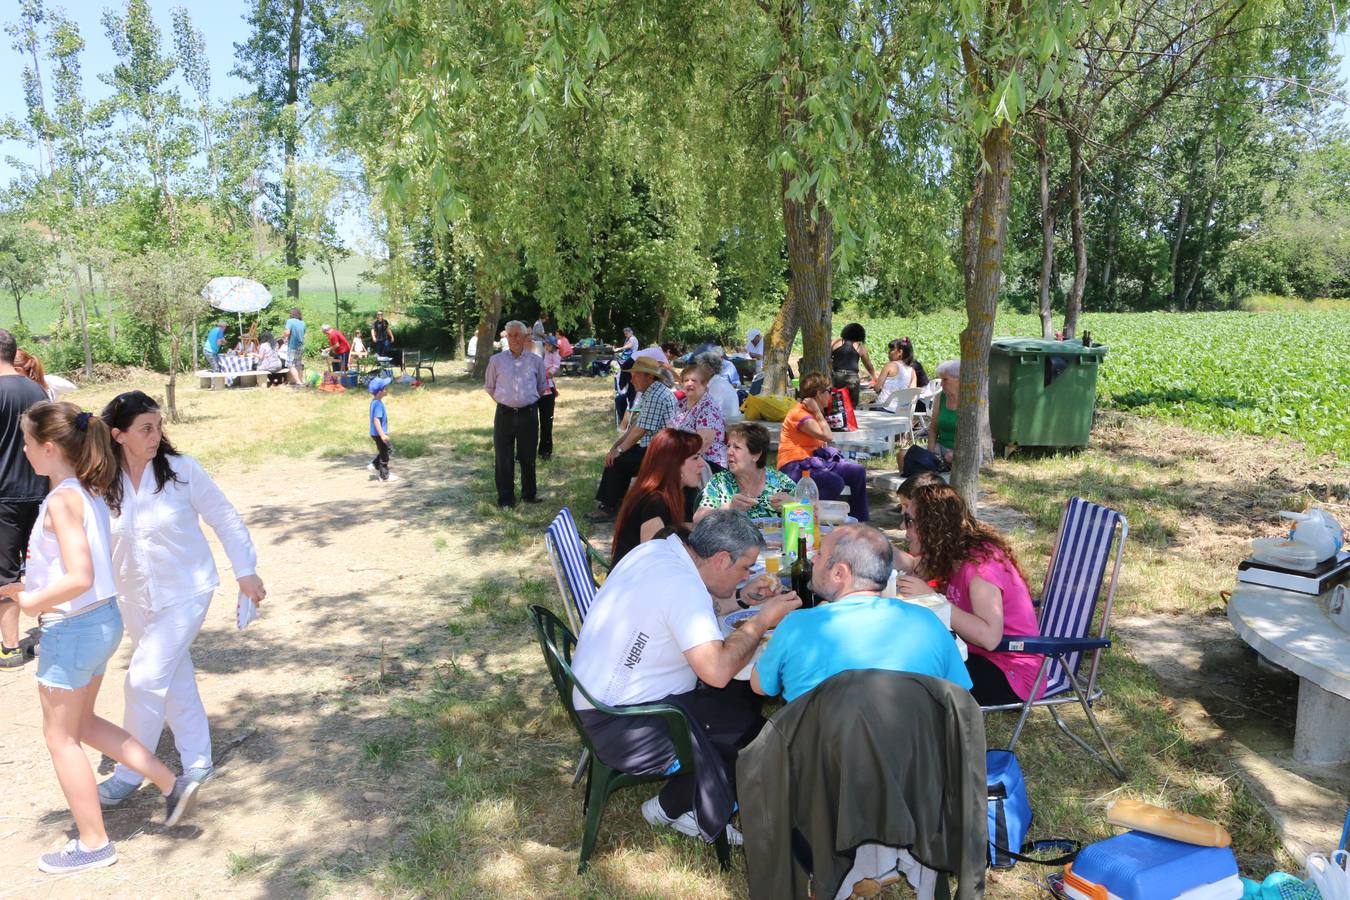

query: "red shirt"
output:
327 330 350 354
557 335 573 358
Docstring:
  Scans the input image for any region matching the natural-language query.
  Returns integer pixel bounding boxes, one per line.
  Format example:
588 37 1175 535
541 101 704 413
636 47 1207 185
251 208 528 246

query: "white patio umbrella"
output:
201 276 272 318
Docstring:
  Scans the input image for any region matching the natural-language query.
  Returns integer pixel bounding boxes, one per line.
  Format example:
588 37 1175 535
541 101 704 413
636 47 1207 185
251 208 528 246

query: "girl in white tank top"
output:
0 401 201 874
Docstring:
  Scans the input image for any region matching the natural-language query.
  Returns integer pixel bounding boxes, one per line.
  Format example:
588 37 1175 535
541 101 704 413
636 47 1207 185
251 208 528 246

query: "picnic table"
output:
199 354 259 389
743 408 915 458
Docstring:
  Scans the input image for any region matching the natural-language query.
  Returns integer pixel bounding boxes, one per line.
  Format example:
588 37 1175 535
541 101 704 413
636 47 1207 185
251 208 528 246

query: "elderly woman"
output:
668 360 727 471
929 360 960 463
777 372 869 521
830 322 877 407
902 358 959 475
695 423 795 522
896 482 1043 706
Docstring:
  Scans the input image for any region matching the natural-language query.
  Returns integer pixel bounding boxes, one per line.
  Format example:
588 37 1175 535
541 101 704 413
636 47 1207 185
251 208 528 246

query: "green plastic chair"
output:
527 604 732 874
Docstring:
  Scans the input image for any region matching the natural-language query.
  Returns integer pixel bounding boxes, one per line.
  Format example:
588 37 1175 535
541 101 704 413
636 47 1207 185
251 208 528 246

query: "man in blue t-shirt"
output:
203 321 226 371
752 524 972 703
282 307 307 376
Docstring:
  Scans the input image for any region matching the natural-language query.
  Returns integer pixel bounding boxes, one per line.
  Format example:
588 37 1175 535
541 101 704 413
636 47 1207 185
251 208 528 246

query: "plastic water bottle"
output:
795 470 821 550
795 469 820 505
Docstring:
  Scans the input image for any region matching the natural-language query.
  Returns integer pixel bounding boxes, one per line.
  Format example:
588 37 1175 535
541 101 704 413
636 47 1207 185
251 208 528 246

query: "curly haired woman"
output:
896 482 1043 706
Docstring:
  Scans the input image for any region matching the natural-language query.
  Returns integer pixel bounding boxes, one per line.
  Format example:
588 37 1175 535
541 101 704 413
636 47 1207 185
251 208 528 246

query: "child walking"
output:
0 402 200 874
367 376 397 482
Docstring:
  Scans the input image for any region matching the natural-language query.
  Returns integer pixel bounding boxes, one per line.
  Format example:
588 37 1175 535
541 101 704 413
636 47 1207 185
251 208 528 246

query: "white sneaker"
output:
384 473 401 483
641 795 743 846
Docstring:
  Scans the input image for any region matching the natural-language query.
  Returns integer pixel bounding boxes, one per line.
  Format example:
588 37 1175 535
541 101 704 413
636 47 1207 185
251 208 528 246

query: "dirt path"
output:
0 448 466 898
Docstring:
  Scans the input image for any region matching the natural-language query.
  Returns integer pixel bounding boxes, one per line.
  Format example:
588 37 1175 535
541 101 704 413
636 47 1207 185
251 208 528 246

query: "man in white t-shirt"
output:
572 511 800 847
745 328 764 373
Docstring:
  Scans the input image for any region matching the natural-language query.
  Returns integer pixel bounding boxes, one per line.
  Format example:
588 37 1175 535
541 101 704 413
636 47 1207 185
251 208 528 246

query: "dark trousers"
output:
494 402 538 506
966 654 1023 706
595 444 645 510
331 351 350 372
580 680 764 841
537 392 556 459
371 435 390 480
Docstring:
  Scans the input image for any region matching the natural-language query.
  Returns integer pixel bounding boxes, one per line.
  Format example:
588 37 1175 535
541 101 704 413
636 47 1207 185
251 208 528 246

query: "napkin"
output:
236 591 259 631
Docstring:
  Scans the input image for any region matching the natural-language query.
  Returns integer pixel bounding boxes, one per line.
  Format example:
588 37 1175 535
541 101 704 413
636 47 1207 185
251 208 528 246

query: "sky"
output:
1 4 1348 222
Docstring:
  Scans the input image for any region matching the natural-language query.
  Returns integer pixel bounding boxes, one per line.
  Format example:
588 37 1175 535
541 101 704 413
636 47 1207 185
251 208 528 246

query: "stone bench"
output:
1227 583 1350 764
197 370 260 390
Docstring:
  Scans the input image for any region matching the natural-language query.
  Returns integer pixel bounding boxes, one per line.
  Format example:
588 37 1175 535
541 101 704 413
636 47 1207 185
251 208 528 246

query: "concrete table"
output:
746 409 915 458
1227 583 1350 764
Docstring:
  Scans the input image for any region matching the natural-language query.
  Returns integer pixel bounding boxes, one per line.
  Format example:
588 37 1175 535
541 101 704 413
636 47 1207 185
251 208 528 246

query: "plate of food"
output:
723 608 760 629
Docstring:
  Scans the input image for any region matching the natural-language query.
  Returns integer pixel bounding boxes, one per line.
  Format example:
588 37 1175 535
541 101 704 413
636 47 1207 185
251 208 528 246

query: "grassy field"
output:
1 254 383 338
50 369 1338 896
764 307 1350 456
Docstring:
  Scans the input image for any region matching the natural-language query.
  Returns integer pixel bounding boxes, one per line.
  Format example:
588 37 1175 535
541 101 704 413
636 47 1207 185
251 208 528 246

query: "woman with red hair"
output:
610 428 705 564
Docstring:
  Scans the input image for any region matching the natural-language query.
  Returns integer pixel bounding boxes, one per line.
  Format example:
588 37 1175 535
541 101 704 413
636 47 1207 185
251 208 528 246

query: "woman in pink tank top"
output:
896 482 1044 706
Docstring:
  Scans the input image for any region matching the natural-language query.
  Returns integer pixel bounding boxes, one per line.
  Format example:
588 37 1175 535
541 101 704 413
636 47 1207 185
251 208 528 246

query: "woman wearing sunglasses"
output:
895 481 1043 706
94 391 267 807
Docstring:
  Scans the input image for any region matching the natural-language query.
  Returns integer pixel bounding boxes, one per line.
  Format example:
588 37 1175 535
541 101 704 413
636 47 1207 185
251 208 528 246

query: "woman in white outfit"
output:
95 391 266 805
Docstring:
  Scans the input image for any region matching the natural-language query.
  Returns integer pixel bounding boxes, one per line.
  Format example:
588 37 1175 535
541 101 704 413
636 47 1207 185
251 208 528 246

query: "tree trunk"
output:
1101 174 1119 309
284 0 302 302
70 258 94 377
1035 118 1055 339
1179 192 1217 311
13 294 24 326
655 301 670 344
762 284 799 396
1063 130 1087 339
1168 192 1192 308
953 123 1014 509
166 334 180 422
192 316 199 371
330 263 340 329
471 276 505 381
783 192 833 376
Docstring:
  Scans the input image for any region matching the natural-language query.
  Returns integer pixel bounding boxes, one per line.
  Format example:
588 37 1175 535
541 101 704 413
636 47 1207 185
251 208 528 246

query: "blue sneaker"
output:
184 765 215 785
96 777 140 808
164 776 200 827
38 839 118 874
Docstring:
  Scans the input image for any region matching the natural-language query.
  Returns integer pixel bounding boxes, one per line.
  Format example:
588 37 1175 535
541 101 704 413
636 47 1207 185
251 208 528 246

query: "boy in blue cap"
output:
367 376 397 482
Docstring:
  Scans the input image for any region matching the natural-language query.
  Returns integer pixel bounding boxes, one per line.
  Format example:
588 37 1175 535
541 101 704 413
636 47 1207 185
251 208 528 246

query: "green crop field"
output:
762 309 1350 456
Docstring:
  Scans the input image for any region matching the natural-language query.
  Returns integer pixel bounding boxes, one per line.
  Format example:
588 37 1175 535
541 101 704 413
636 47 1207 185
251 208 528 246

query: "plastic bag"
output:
740 393 795 422
1308 850 1350 900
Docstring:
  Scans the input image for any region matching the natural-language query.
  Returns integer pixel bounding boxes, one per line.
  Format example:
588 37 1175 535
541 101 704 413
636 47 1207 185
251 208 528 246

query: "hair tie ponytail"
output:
75 411 92 432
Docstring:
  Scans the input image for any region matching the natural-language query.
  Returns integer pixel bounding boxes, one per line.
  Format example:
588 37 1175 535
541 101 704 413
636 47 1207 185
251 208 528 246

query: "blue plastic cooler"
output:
1063 831 1241 900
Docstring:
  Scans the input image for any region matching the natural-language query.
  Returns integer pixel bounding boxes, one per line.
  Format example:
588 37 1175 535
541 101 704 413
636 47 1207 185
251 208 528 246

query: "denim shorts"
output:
37 600 124 691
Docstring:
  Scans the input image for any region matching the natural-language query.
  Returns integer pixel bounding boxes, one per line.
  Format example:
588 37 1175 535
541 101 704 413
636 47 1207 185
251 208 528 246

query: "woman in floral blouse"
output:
695 422 795 521
669 360 727 470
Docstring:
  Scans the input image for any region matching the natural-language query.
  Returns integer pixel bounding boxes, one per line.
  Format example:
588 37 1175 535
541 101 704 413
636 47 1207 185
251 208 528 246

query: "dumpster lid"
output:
992 337 1107 357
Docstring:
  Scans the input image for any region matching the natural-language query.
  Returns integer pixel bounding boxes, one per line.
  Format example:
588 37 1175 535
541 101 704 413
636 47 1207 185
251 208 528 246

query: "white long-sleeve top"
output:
109 454 257 611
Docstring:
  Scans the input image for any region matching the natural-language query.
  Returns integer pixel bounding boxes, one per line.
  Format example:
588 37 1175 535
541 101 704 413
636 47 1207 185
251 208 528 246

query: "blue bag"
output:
987 749 1033 868
986 750 1079 869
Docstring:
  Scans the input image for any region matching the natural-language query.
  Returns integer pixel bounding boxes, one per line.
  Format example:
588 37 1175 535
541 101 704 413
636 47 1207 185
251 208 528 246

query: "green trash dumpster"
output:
988 338 1108 449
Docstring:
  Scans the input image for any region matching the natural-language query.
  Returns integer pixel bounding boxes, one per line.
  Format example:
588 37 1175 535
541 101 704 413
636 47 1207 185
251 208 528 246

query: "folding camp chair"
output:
544 507 611 633
544 508 613 785
982 496 1129 779
528 605 731 874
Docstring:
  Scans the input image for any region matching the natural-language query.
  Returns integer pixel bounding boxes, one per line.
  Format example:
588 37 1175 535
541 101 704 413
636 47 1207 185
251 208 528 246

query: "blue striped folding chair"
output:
984 496 1129 779
544 507 611 633
544 507 613 786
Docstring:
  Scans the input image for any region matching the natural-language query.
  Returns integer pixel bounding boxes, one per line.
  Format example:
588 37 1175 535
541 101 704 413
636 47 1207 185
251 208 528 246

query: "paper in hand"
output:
236 591 258 631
